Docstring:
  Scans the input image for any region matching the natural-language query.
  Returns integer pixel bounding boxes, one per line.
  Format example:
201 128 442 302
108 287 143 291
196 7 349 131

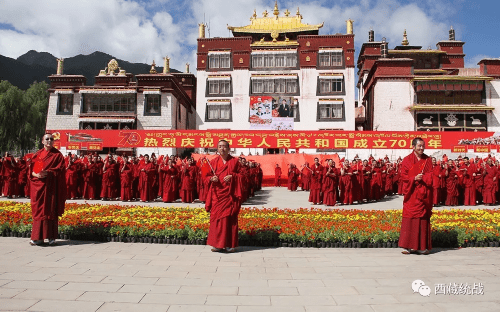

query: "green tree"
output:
0 80 24 152
23 81 49 150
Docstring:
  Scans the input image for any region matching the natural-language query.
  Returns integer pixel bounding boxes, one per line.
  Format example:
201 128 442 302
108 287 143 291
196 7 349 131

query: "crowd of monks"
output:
0 152 264 204
1 151 500 208
277 154 500 207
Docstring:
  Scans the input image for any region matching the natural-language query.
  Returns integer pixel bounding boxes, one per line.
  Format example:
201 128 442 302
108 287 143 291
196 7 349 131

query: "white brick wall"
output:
373 80 414 131
486 80 500 132
46 93 80 130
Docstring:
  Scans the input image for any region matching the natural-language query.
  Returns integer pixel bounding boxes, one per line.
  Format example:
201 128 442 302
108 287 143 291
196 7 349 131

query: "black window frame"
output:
207 53 233 72
316 102 346 122
250 52 299 71
250 77 300 96
56 93 74 115
316 77 345 96
144 94 161 116
205 78 233 97
205 101 233 122
316 50 345 69
81 94 136 113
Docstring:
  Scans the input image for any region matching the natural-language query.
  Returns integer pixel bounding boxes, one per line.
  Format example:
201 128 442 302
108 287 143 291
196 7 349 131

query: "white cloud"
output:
465 54 495 68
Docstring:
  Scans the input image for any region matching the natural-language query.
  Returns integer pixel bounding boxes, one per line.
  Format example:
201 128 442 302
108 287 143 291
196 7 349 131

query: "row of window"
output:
57 94 163 116
205 102 344 122
207 77 343 96
207 51 343 70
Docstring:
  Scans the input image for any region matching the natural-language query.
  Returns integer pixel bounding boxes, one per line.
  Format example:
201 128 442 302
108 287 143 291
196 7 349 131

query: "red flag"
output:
33 160 44 174
200 158 212 177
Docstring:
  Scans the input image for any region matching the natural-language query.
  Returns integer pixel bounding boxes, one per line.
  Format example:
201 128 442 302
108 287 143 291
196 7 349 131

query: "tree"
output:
0 80 49 153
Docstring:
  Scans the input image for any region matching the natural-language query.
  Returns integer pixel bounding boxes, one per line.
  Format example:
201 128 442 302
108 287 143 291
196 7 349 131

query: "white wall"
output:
373 80 414 131
486 79 500 132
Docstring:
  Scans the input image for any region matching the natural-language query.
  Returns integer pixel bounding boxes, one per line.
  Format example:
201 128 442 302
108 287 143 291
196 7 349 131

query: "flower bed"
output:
1 202 499 248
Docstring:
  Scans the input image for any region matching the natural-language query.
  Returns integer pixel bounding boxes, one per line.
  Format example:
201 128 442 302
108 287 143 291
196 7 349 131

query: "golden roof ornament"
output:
296 7 302 19
402 29 409 46
273 1 279 17
150 60 157 74
263 10 268 17
284 9 290 17
251 9 257 20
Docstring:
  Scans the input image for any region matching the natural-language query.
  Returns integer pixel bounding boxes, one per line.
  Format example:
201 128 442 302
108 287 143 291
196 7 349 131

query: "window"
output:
144 94 161 115
57 94 73 115
207 79 231 96
82 94 136 113
251 52 297 69
251 77 298 95
205 102 232 122
318 50 343 67
318 78 343 94
208 53 231 69
317 102 344 121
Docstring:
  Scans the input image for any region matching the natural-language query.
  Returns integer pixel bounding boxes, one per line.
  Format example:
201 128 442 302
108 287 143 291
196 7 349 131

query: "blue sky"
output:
0 0 498 72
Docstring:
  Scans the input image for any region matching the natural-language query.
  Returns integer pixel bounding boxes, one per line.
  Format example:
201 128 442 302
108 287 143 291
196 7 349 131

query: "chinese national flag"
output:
33 160 44 174
200 158 212 177
409 158 432 178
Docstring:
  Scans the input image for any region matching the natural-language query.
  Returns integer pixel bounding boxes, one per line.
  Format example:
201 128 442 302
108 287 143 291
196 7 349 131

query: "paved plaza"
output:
1 187 499 311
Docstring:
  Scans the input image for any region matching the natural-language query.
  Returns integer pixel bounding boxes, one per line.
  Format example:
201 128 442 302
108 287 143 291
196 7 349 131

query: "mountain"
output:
0 50 180 90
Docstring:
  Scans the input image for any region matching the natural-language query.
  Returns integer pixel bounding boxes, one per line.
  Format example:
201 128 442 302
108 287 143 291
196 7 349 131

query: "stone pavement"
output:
1 187 499 311
1 238 499 312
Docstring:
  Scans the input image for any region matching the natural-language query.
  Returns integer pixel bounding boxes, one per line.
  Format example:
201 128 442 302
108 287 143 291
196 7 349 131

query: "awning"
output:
415 80 484 92
78 117 136 123
411 105 494 111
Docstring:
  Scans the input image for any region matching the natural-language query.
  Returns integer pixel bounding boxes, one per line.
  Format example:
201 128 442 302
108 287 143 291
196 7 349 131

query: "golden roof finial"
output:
150 60 157 74
402 29 409 46
263 10 268 17
273 1 279 17
251 9 257 20
296 7 302 19
284 9 290 17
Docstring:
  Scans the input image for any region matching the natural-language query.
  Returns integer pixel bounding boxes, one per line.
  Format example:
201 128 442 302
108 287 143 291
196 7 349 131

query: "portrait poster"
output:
249 96 295 130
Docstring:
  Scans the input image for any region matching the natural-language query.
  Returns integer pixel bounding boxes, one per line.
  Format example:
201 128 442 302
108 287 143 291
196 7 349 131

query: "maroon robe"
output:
274 167 282 187
340 166 354 205
139 162 155 202
287 167 300 191
463 164 476 206
65 162 79 199
17 160 28 197
431 164 442 205
180 164 198 203
483 164 498 204
370 167 383 201
322 167 338 206
2 158 17 197
301 167 311 191
308 164 323 204
398 152 433 251
205 155 242 249
30 147 66 241
83 162 98 199
445 166 459 206
100 162 118 199
161 166 178 203
120 164 133 201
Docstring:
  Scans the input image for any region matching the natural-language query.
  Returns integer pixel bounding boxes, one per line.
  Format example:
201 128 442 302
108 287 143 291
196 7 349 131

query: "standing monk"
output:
308 158 323 205
139 154 156 202
274 164 282 187
2 153 17 198
483 158 497 205
301 162 311 191
29 133 66 246
399 137 433 255
462 157 476 206
205 140 243 253
322 160 338 206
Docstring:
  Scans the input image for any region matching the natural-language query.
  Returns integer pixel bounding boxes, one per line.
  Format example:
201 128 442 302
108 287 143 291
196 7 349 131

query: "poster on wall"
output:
249 96 295 130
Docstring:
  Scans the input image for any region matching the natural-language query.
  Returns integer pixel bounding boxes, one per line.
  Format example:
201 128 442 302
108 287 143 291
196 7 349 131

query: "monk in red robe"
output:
322 160 338 206
180 158 198 203
65 156 79 199
161 159 178 203
482 158 497 205
370 160 382 201
139 154 156 202
287 164 300 191
308 158 323 204
2 153 17 198
205 140 243 252
462 157 476 206
340 160 355 205
29 133 66 246
431 157 443 206
120 157 133 201
82 156 99 199
399 137 433 255
444 160 459 206
301 162 311 191
100 157 118 200
16 158 28 198
274 164 282 187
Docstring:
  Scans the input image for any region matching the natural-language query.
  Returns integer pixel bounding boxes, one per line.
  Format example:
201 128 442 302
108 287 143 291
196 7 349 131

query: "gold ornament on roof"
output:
296 7 302 19
107 59 119 75
273 1 279 17
271 30 279 42
251 9 257 20
263 10 268 17
402 29 409 46
150 60 157 74
284 9 290 17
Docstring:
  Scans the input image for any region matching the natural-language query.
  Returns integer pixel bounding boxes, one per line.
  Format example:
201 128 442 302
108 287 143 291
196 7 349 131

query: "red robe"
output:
322 167 338 206
431 164 442 205
463 164 476 206
398 152 433 251
445 167 459 206
17 160 28 197
65 162 79 199
139 162 155 202
301 167 311 191
205 155 242 249
340 166 355 205
370 167 383 201
274 167 282 187
2 158 17 197
308 164 323 204
287 167 300 191
82 162 99 199
483 165 497 204
100 162 118 199
180 164 198 203
120 164 133 201
30 147 66 241
161 166 178 203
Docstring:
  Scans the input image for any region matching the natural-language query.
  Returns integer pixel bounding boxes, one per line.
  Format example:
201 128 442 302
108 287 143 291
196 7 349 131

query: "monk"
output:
444 160 459 206
16 157 28 198
274 164 282 187
161 159 178 203
180 158 198 203
399 137 433 255
120 157 133 201
431 157 443 206
462 157 476 206
205 140 243 252
287 164 300 191
29 133 66 246
100 156 118 200
483 158 497 205
301 162 311 191
82 156 99 200
65 156 79 199
139 154 156 202
308 158 323 204
322 160 338 206
340 160 355 205
2 153 17 198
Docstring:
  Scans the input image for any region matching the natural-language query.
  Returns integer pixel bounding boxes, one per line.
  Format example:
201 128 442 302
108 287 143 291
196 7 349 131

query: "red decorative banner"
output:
67 142 82 150
451 145 467 153
88 142 103 151
474 145 491 153
46 129 500 150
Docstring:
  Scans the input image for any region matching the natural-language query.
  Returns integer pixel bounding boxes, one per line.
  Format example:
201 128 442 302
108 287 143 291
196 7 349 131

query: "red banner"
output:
452 145 467 153
88 142 103 151
474 145 491 153
46 130 499 150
